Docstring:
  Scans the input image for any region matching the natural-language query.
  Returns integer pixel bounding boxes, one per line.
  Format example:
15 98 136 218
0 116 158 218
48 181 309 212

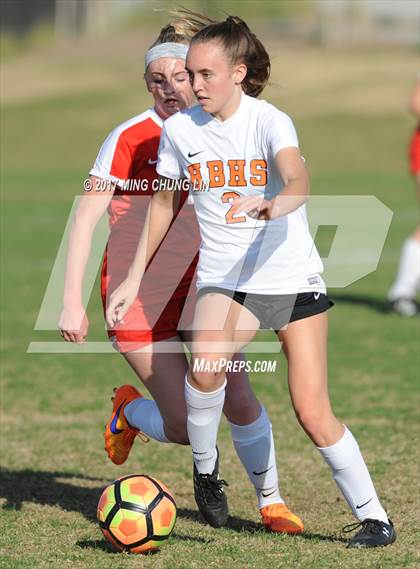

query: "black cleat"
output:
193 448 229 528
344 518 396 548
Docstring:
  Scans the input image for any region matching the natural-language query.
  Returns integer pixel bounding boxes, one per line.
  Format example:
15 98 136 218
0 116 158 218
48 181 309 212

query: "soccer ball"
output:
97 474 177 554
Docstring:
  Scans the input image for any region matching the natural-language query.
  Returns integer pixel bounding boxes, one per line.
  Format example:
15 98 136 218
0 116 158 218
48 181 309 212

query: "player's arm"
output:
270 147 309 216
105 177 179 328
128 178 179 281
59 176 114 342
233 147 309 220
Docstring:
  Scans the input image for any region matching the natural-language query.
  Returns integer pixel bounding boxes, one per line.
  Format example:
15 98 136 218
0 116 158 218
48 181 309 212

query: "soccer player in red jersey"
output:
388 79 420 315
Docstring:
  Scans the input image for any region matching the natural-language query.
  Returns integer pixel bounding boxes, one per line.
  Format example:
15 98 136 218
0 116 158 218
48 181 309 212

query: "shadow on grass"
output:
77 539 120 553
76 539 162 555
296 532 347 544
177 507 262 533
0 467 346 544
0 468 259 533
77 532 210 553
176 507 347 543
329 293 393 314
171 533 212 543
0 467 104 522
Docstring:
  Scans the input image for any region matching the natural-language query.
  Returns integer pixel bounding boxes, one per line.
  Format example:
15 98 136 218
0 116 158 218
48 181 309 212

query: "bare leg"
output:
278 312 389 525
183 327 260 425
278 312 343 447
188 291 259 390
185 292 259 475
184 293 303 529
224 352 260 425
123 337 189 444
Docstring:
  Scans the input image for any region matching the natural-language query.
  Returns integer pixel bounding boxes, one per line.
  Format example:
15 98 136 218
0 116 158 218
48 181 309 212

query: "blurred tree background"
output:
1 0 418 51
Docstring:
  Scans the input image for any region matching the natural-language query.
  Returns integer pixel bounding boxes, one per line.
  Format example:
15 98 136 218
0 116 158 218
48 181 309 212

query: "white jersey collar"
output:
149 107 164 128
207 91 250 128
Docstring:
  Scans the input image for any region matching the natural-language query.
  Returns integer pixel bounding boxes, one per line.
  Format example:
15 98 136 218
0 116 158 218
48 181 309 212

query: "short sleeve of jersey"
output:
260 105 299 159
89 128 132 185
156 123 182 180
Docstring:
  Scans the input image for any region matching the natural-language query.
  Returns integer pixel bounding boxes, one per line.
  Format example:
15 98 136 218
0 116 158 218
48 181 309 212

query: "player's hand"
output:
59 305 89 343
232 195 274 220
106 279 139 329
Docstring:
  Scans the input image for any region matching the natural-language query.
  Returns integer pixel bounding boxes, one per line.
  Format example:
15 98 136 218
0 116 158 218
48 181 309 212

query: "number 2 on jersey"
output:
222 191 246 224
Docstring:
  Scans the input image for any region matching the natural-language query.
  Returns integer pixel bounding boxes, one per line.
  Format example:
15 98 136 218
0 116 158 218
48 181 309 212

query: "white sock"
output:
185 375 226 475
229 406 284 509
124 398 170 443
388 237 420 300
317 426 388 523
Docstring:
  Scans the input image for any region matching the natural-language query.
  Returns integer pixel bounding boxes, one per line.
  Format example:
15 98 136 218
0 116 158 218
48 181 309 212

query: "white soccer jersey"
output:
157 93 324 294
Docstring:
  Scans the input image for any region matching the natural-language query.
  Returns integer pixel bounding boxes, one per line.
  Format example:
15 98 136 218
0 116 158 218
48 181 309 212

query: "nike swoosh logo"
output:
148 158 158 165
252 466 272 476
110 401 125 434
261 490 276 498
314 292 321 300
193 451 207 455
188 151 203 158
356 497 373 509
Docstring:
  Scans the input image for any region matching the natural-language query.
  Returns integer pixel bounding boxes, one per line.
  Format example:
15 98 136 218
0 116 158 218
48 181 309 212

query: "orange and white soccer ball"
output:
97 474 176 554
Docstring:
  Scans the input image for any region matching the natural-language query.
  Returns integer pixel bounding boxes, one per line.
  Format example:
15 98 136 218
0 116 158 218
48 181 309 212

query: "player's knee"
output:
190 355 227 390
189 370 224 391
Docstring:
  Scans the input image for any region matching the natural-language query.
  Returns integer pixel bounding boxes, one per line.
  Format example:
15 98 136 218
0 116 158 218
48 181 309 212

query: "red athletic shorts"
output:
409 127 420 175
100 248 198 353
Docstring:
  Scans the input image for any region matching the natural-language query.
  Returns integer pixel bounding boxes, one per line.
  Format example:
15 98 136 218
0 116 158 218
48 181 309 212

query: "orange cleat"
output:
260 503 304 534
104 384 149 465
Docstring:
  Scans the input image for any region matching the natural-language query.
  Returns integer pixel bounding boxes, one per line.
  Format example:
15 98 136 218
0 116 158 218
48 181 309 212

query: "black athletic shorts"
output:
196 287 334 331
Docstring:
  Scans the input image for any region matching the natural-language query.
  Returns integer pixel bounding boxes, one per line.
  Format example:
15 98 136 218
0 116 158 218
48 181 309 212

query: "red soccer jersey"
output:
409 126 420 175
90 108 199 305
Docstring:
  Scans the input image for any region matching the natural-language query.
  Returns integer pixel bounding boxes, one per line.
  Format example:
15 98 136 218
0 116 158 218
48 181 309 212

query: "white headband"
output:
145 42 189 70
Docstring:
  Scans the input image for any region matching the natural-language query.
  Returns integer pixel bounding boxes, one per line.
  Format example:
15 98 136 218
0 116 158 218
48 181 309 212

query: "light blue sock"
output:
125 398 170 443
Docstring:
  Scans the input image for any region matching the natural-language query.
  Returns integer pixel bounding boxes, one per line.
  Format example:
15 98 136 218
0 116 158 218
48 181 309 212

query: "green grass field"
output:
1 32 419 569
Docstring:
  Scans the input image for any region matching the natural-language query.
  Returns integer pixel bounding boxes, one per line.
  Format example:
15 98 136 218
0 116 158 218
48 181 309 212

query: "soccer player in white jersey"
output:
59 22 304 532
107 13 396 548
